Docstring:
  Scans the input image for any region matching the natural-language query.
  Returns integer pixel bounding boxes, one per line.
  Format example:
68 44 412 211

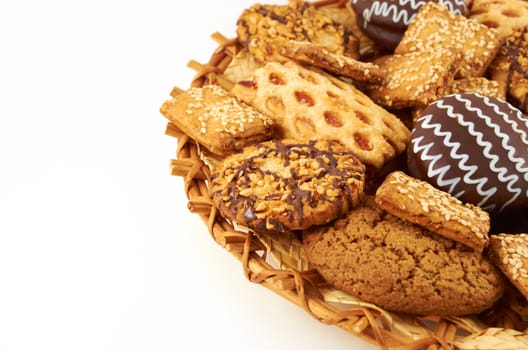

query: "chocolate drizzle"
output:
502 28 528 113
210 139 365 232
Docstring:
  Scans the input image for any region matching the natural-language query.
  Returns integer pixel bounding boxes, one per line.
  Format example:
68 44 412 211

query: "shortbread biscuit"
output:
367 48 462 109
396 2 501 78
278 40 384 84
488 233 528 301
159 85 274 156
236 3 354 63
374 171 490 252
231 60 411 169
209 139 365 232
470 0 528 39
303 196 504 316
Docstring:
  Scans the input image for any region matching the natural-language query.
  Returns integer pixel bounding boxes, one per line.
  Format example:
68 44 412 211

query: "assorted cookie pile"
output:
161 0 528 317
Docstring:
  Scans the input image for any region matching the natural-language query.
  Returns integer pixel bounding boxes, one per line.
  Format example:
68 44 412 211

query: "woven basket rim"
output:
165 1 528 349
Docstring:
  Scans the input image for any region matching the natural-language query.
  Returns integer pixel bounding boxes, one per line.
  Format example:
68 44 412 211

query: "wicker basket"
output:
165 1 528 348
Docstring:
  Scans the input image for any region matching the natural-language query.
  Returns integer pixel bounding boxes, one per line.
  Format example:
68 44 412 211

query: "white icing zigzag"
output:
453 95 521 211
439 0 466 14
481 95 528 181
360 0 426 26
352 0 466 27
413 94 528 212
413 109 497 210
411 128 461 196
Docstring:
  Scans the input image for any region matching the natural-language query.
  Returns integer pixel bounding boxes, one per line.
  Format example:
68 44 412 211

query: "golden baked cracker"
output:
278 40 384 84
231 60 411 169
367 48 462 109
449 77 506 100
408 78 504 127
236 3 353 63
470 0 528 39
375 171 490 252
488 233 528 301
160 84 274 156
209 139 365 232
395 2 501 78
406 78 505 127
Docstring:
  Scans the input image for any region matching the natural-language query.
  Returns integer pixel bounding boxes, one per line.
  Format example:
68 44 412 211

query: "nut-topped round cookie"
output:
209 139 365 232
350 0 468 50
407 93 528 215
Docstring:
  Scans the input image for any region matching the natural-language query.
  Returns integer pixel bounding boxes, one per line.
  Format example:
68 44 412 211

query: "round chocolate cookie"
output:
350 0 468 50
407 93 528 215
209 139 365 232
303 196 505 316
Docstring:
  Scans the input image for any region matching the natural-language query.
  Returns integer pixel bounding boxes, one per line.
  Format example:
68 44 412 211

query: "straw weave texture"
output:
165 2 528 348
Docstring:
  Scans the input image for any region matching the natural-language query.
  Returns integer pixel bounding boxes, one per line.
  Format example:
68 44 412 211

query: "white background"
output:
0 1 378 349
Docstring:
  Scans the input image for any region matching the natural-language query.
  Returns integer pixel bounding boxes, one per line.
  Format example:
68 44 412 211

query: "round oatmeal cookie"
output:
209 139 365 232
303 196 505 316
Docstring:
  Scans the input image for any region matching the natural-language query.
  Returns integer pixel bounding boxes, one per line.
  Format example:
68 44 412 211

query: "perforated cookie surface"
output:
231 60 410 169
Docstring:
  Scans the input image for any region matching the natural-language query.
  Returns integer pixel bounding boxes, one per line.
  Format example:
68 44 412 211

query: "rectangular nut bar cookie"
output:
375 171 490 252
236 3 354 63
160 84 274 156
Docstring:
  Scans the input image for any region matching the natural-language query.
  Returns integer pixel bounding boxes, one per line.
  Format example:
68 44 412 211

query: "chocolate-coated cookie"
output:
407 93 528 215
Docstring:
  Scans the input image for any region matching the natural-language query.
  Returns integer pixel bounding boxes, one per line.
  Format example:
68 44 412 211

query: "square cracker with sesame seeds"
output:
374 171 490 252
395 1 501 78
366 48 462 109
488 233 528 301
160 84 274 157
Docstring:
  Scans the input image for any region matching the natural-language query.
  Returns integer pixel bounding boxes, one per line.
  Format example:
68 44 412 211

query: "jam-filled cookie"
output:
231 60 410 169
209 139 365 232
